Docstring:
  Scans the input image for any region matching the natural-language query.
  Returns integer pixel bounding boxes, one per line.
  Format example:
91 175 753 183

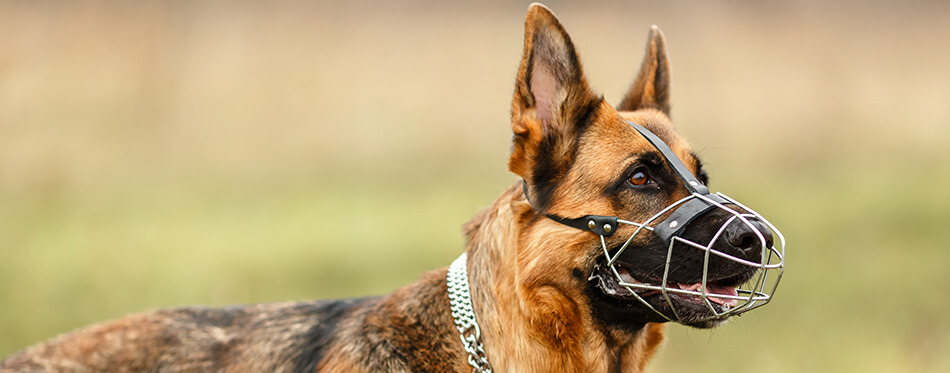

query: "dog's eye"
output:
628 171 650 186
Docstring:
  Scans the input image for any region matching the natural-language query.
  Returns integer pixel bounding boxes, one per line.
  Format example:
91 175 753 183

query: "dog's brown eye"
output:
629 171 649 186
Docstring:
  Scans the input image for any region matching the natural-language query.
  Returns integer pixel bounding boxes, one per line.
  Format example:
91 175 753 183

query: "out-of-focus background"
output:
1 0 948 371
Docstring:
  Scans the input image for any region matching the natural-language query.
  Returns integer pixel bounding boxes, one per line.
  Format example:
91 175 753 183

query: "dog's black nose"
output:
724 219 773 258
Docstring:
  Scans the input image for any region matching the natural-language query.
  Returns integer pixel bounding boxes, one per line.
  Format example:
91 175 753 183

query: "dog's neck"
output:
460 182 665 373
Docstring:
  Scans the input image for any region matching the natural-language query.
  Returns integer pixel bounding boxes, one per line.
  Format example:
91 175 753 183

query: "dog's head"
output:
508 4 784 330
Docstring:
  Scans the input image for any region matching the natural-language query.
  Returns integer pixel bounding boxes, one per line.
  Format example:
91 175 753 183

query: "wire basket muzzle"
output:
604 192 786 323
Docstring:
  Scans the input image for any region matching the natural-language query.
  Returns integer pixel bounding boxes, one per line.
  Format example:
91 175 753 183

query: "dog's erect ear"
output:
617 25 671 115
509 3 600 187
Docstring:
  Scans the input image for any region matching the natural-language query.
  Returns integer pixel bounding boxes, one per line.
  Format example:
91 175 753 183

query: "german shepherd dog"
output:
2 3 784 372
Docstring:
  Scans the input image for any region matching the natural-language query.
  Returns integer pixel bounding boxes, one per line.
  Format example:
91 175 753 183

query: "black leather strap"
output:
626 121 709 195
549 214 619 237
653 193 729 242
522 181 619 236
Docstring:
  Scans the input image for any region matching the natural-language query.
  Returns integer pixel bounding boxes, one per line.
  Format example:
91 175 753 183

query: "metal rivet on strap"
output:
603 224 612 233
588 220 596 229
669 221 679 229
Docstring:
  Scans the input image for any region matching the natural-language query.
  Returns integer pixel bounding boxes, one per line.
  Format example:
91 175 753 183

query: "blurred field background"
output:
1 0 949 371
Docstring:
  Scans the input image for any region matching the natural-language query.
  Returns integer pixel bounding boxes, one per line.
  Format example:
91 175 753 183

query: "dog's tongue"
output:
678 283 738 308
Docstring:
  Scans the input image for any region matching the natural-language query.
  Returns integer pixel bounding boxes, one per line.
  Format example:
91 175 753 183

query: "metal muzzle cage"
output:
524 121 786 324
600 191 785 322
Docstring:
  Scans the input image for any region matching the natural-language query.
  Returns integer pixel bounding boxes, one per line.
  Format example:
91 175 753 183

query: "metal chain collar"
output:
447 253 493 373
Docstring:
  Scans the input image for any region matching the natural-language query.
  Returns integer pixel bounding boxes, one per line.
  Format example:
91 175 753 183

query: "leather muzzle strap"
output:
521 181 619 237
624 121 730 243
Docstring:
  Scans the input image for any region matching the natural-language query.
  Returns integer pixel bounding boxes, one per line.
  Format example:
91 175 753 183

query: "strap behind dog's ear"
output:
548 214 619 237
521 181 619 237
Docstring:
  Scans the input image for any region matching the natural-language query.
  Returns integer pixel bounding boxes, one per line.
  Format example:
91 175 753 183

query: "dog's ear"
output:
617 25 671 115
509 3 600 191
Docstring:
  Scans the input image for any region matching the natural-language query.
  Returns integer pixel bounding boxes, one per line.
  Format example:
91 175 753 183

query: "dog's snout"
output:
724 219 773 258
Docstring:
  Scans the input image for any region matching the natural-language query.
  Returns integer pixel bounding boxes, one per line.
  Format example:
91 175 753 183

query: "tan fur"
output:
465 185 665 372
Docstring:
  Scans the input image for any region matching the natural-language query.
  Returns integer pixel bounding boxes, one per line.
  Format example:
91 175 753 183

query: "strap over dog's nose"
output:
652 193 729 242
625 121 731 242
521 120 728 243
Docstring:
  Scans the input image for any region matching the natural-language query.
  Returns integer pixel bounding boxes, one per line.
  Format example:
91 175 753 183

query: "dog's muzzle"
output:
523 121 785 324
596 190 784 323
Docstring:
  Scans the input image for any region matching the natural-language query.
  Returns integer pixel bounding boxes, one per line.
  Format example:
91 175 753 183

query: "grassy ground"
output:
2 1 950 371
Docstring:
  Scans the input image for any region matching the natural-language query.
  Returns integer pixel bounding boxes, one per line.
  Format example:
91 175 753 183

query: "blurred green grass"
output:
2 1 950 372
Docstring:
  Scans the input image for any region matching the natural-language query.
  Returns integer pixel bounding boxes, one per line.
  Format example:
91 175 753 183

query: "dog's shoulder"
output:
317 268 467 373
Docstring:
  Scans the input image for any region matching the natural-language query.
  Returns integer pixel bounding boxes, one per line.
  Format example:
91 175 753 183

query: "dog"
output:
1 3 784 372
